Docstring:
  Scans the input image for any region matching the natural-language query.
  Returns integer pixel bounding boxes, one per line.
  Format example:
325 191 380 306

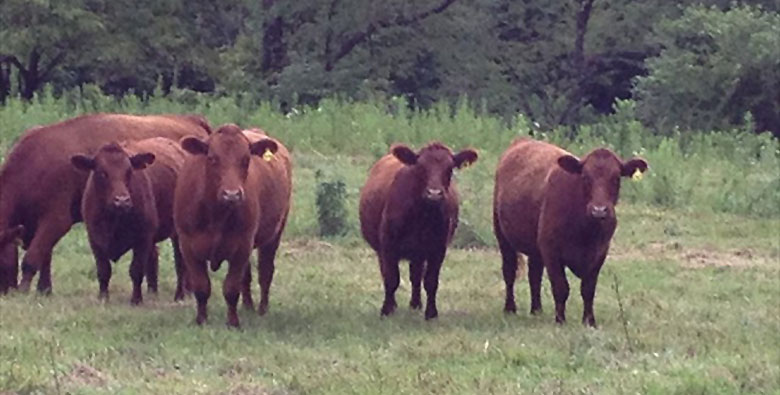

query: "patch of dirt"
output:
65 363 108 388
612 242 777 269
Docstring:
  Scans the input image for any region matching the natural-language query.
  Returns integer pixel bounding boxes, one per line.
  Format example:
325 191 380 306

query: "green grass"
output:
1 152 778 394
0 90 778 393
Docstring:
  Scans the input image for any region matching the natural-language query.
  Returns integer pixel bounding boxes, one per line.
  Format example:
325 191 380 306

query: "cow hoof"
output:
130 297 142 306
258 306 268 316
555 316 566 325
380 301 396 316
504 301 517 314
424 308 438 320
226 317 240 328
530 307 543 315
195 315 207 325
174 293 185 302
583 317 597 328
243 295 255 311
410 299 422 310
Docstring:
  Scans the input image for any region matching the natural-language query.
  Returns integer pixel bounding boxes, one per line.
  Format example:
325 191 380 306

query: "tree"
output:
634 5 780 135
0 0 104 99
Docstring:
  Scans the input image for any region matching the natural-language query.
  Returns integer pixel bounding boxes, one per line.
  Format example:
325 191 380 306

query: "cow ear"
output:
0 225 23 246
557 155 583 174
181 137 209 156
249 139 278 156
71 155 95 171
621 157 649 177
391 144 418 165
453 149 478 169
130 153 155 170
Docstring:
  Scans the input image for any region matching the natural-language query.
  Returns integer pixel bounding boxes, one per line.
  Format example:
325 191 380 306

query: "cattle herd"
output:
0 113 647 328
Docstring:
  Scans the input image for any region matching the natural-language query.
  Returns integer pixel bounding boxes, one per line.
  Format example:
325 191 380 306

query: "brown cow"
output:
359 142 478 320
0 113 210 294
0 225 23 294
71 138 188 304
493 138 647 326
175 124 291 327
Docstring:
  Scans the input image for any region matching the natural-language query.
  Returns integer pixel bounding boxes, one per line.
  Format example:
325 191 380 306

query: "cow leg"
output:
423 253 444 320
129 240 153 305
258 234 282 316
19 214 72 294
409 260 424 310
546 262 570 324
92 248 112 301
225 253 251 328
581 259 604 327
171 236 187 301
241 260 254 310
495 222 518 313
0 245 19 294
182 245 210 325
528 253 544 315
379 252 400 316
145 245 159 294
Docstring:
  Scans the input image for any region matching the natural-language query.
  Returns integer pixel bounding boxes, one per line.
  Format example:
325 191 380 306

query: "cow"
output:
359 142 478 320
174 124 291 327
71 138 189 304
493 138 648 326
0 225 23 294
0 113 210 295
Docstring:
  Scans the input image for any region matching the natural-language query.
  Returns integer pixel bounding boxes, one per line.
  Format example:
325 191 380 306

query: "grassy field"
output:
0 150 778 394
0 93 779 393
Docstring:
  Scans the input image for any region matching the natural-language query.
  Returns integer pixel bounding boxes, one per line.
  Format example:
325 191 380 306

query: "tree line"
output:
1 0 778 135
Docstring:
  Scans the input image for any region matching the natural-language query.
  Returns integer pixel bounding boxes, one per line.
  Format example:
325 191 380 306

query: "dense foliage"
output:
1 1 778 135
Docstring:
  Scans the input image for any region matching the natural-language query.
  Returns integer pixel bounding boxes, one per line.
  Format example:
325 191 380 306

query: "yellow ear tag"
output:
262 149 275 162
631 168 643 182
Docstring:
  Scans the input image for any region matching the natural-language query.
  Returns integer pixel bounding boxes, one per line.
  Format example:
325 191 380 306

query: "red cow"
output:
359 142 478 319
175 125 291 327
493 138 648 326
0 114 210 294
71 138 188 303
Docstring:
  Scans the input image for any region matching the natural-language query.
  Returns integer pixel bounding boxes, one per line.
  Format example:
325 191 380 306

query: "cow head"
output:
181 124 277 206
392 142 478 204
71 143 155 212
557 148 648 222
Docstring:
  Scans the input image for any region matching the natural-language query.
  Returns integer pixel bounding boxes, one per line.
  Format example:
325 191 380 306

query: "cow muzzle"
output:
220 188 244 204
112 195 133 211
423 188 445 203
589 205 610 220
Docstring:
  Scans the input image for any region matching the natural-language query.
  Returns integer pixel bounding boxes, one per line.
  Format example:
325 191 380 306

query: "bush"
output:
314 170 349 238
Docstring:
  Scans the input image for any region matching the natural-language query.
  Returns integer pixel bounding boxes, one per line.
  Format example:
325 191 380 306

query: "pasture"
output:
0 93 778 394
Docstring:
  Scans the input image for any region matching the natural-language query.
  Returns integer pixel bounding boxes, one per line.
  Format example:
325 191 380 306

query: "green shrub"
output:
314 170 349 238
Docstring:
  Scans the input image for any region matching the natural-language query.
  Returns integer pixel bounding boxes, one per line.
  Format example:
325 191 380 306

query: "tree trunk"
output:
261 0 288 77
0 62 9 104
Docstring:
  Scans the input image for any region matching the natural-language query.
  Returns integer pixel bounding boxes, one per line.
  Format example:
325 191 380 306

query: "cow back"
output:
494 138 572 256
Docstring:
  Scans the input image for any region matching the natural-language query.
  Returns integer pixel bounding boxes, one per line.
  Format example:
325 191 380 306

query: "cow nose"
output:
591 205 609 219
113 195 132 209
424 188 444 201
220 188 244 203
